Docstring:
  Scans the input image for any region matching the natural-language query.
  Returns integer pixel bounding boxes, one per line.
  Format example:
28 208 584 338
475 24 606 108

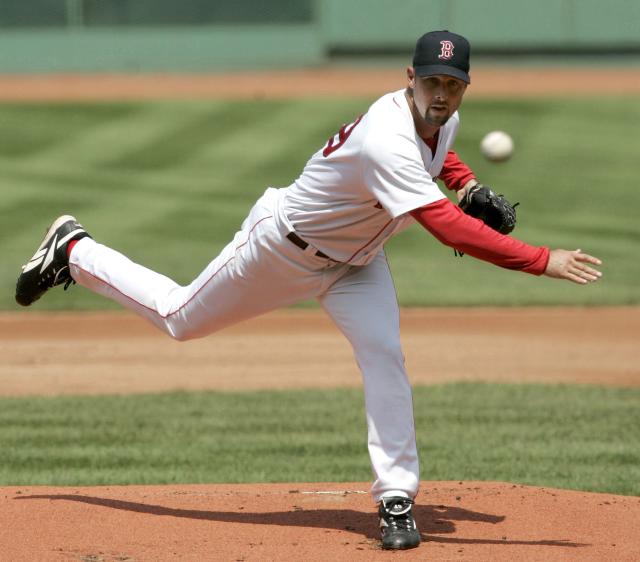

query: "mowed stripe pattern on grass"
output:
1 98 638 309
0 99 364 310
0 383 638 496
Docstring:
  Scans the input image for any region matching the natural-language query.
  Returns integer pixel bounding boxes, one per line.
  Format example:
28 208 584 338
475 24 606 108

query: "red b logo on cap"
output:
438 40 454 60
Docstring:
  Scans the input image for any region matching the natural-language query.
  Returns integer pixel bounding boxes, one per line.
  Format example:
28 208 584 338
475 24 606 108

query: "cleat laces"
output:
51 266 75 291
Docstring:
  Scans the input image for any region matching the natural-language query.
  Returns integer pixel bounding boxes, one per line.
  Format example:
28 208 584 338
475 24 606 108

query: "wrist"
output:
457 179 478 202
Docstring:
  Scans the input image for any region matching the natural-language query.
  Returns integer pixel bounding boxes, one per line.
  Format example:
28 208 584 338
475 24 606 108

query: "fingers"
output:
569 250 602 284
573 262 602 281
544 248 603 284
565 272 589 285
569 265 600 283
574 249 602 266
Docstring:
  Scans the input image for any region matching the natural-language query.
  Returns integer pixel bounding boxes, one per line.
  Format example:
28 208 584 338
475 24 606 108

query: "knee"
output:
166 322 199 342
353 331 404 361
169 329 191 342
160 308 229 341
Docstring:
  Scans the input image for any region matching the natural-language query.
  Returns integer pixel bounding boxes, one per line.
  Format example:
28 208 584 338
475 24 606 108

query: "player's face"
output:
406 68 467 128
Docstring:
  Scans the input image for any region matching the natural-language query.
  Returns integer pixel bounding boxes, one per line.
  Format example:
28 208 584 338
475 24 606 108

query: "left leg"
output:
318 251 420 502
319 251 421 549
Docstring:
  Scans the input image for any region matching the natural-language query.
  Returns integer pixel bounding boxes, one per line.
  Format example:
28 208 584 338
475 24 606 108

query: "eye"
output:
447 80 462 94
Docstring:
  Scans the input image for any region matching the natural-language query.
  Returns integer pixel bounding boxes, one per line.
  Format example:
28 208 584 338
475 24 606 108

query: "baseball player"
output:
15 30 602 550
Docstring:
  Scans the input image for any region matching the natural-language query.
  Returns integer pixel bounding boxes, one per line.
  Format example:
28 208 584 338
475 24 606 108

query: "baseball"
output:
480 130 514 162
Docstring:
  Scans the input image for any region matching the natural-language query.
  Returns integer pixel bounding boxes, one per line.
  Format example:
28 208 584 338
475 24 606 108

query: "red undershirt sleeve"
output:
438 150 476 191
409 198 550 275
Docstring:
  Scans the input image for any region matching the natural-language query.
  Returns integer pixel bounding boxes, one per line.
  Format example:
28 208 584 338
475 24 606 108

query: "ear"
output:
406 66 416 89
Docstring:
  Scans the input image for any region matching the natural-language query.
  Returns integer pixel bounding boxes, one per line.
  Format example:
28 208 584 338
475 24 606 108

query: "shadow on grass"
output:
16 494 588 548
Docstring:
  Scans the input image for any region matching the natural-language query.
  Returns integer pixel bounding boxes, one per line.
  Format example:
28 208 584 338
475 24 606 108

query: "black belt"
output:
286 232 331 260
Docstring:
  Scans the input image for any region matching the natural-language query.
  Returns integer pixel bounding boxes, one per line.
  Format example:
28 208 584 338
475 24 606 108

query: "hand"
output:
458 183 517 234
544 249 602 285
456 179 478 202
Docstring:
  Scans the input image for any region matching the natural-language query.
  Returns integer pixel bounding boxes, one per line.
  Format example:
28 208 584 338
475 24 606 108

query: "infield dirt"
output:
0 66 639 101
2 307 639 396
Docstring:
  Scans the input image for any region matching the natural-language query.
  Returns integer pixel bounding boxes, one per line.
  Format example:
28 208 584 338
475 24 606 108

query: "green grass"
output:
1 97 639 309
0 383 638 495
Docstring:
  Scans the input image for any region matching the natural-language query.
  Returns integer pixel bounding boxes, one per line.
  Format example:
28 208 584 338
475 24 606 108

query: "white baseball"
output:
480 130 514 162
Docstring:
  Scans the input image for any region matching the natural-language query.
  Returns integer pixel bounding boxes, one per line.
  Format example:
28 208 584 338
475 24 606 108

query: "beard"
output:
406 88 453 132
424 107 451 127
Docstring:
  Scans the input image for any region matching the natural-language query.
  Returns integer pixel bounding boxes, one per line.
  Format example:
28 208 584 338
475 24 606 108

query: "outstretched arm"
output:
409 199 602 282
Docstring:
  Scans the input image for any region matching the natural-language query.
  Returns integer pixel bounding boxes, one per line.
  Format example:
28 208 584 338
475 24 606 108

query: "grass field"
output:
2 96 638 511
1 97 639 309
1 383 638 496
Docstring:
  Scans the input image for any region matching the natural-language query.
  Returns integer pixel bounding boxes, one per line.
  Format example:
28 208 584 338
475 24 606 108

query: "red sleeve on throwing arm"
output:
409 199 550 275
438 150 476 191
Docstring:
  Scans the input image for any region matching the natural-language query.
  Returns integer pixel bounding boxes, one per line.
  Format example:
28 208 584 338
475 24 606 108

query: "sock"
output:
67 239 79 259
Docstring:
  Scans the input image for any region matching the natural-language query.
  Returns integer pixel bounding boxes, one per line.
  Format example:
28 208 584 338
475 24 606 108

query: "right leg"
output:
68 205 328 340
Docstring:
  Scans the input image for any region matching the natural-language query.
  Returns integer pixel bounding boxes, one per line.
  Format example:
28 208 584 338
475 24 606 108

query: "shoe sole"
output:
381 541 420 550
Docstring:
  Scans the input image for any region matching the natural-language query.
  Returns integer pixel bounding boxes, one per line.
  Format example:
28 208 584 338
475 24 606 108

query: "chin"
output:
425 114 450 127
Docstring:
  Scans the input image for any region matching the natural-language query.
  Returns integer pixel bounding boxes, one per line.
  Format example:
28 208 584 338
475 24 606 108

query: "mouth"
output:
424 104 451 126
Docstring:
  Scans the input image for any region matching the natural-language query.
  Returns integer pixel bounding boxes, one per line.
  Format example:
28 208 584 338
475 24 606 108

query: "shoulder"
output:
366 90 410 129
362 91 419 162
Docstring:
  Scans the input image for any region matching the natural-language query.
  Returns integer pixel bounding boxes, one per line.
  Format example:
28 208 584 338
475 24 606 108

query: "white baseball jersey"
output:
280 89 460 265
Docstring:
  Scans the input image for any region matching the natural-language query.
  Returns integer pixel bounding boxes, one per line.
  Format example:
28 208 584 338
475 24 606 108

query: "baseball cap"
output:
413 30 471 84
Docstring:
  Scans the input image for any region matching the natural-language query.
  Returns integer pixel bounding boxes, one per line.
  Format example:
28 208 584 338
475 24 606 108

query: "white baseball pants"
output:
69 190 419 502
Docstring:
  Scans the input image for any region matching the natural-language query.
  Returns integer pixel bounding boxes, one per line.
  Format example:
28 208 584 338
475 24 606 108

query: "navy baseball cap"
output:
413 30 471 84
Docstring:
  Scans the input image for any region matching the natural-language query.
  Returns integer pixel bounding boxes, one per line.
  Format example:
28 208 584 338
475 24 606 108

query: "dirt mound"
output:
1 481 637 561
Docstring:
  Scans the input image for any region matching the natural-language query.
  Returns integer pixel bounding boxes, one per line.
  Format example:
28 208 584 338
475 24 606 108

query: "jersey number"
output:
322 114 364 157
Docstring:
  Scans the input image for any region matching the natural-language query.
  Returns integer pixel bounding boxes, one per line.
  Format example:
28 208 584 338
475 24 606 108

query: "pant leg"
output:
318 251 419 502
69 200 330 340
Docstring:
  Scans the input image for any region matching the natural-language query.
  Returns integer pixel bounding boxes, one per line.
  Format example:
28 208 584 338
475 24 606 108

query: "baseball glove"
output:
459 184 518 235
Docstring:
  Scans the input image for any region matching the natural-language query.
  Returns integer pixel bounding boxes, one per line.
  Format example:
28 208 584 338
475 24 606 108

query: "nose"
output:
433 87 447 100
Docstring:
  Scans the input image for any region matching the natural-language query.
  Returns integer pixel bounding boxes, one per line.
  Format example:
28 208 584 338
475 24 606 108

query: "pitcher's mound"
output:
2 481 638 561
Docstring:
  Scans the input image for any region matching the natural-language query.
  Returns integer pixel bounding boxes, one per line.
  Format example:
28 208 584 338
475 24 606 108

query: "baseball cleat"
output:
15 215 91 307
378 496 421 550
